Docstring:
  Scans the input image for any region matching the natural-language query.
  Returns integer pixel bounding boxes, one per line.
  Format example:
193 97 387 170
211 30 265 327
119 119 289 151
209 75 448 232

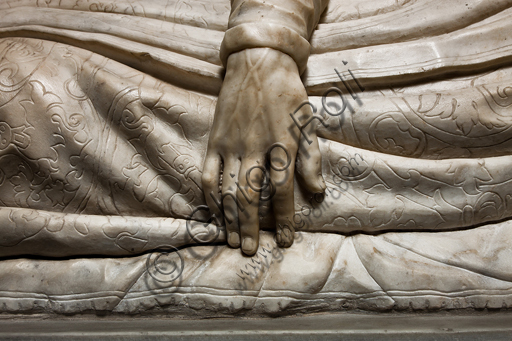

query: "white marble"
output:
0 0 512 315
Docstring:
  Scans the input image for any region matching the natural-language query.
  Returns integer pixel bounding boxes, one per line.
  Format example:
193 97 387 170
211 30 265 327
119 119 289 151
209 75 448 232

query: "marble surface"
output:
0 0 512 315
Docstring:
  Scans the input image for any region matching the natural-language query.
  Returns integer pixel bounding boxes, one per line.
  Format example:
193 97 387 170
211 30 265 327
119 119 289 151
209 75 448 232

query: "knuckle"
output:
222 188 236 197
201 172 216 186
221 190 238 208
237 189 258 205
273 187 293 201
272 191 291 203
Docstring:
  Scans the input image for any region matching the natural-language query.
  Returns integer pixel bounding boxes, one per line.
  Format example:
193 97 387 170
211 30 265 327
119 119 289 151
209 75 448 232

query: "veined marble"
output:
0 0 512 315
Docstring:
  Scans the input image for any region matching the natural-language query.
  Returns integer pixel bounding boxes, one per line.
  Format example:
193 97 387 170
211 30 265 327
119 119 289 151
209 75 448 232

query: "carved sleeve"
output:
219 0 329 74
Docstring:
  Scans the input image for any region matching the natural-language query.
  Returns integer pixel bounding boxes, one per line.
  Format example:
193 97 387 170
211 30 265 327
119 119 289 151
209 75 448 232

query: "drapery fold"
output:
1 0 512 314
1 0 511 94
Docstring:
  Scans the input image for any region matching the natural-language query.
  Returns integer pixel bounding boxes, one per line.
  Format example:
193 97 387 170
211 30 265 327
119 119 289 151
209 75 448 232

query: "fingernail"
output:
242 237 256 254
318 176 326 192
282 227 291 238
276 229 283 242
228 232 240 247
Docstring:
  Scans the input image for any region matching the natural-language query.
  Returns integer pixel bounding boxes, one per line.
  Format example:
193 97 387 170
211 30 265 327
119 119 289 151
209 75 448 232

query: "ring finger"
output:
221 157 241 247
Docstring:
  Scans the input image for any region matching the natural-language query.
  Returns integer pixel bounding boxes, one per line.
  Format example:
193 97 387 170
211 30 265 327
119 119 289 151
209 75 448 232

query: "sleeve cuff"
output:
220 23 311 74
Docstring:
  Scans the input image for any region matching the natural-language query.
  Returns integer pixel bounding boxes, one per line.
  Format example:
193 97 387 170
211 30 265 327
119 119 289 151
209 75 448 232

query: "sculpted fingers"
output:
202 152 223 226
296 128 326 194
290 100 326 195
222 158 241 248
269 143 295 248
237 159 265 256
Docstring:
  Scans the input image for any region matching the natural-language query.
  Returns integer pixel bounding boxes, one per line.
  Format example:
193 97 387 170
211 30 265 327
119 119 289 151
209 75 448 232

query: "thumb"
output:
295 129 326 194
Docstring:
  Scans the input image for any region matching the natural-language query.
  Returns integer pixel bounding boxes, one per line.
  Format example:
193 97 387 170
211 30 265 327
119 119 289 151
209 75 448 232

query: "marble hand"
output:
202 48 326 256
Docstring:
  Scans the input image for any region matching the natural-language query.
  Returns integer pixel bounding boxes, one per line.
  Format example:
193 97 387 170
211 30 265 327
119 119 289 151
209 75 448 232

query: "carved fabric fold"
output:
1 0 512 315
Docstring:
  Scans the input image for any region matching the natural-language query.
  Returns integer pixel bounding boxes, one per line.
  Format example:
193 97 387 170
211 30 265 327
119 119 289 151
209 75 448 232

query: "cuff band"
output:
220 23 310 74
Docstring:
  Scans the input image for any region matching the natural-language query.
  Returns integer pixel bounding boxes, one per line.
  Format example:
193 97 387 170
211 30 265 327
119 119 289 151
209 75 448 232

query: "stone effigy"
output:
1 0 512 315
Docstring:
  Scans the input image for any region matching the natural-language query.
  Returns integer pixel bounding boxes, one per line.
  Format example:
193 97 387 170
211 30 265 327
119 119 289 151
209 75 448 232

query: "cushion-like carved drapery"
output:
1 0 512 314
